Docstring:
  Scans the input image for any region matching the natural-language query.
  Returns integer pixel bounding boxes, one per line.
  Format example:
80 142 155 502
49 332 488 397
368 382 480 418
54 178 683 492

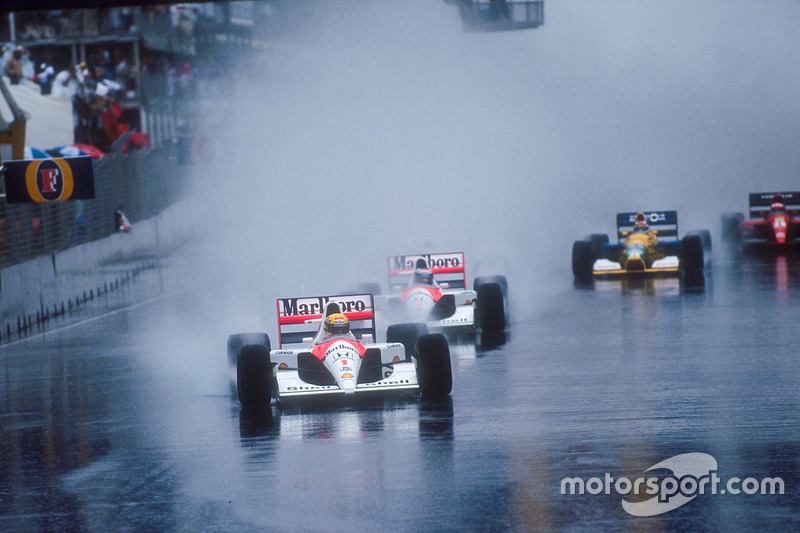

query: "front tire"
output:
572 240 594 283
415 333 452 397
237 344 274 408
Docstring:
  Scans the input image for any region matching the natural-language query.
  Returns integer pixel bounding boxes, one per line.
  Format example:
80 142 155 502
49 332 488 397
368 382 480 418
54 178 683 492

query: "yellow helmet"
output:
324 313 350 335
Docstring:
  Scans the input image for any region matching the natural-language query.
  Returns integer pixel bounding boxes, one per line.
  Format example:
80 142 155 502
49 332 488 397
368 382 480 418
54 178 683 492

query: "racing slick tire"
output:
721 212 744 243
572 240 594 283
415 333 452 397
237 344 274 408
681 234 705 274
228 333 270 396
588 233 609 260
476 282 506 332
387 323 429 360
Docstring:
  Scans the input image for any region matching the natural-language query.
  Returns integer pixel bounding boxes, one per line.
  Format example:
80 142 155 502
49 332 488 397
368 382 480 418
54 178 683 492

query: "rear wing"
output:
616 211 679 243
387 252 467 292
276 294 376 348
748 192 800 218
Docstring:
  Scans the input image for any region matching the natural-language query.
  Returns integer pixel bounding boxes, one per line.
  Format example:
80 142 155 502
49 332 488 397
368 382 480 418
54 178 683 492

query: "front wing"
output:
592 256 680 276
275 361 419 399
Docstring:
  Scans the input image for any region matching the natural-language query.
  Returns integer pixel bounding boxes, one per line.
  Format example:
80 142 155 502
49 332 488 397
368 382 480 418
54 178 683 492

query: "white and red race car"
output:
227 293 452 407
375 252 508 341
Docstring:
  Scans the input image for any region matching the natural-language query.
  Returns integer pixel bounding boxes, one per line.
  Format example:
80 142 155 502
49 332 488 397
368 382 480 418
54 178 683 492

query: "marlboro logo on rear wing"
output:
748 192 800 217
2 156 94 203
616 211 679 242
387 252 467 292
276 294 375 348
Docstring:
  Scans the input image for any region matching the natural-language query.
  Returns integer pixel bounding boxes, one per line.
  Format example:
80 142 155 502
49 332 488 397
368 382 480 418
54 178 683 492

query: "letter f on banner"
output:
40 168 59 193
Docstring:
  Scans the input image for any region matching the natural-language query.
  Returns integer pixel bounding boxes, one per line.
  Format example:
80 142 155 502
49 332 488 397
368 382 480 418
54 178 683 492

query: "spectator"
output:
51 65 79 98
34 55 55 95
114 209 131 232
4 48 24 84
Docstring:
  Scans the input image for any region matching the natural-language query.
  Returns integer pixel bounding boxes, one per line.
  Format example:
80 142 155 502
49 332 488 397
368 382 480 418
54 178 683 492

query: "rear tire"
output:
228 333 270 366
572 240 594 282
695 229 712 251
588 233 609 259
358 282 382 295
237 344 273 408
415 333 452 397
681 234 704 274
387 323 429 360
474 275 508 294
721 213 743 243
476 282 506 332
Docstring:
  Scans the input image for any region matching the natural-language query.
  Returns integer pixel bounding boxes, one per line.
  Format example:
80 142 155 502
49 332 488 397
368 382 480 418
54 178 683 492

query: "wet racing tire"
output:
696 229 712 251
474 275 508 295
387 323 429 360
228 333 270 366
572 240 594 283
415 333 452 397
681 234 705 274
721 213 744 243
476 282 506 332
588 233 609 259
358 282 382 296
237 344 274 408
228 333 270 396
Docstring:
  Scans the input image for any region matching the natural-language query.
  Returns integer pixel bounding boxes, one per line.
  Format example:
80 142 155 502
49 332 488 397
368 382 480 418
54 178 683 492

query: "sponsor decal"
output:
389 252 464 272
560 452 785 517
651 257 679 268
627 212 667 224
278 362 288 370
341 373 354 379
594 259 622 271
279 295 371 317
3 157 95 203
328 344 361 362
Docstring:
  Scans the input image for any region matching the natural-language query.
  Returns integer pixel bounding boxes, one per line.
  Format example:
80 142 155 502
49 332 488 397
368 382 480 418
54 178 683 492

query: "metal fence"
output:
0 142 185 269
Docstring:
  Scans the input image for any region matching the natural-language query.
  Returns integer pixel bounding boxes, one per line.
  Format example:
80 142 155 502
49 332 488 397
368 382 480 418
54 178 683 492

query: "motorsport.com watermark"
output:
561 453 785 517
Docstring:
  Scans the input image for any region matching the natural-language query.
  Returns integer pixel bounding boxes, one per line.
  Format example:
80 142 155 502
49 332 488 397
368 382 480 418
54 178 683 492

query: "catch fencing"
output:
0 142 185 269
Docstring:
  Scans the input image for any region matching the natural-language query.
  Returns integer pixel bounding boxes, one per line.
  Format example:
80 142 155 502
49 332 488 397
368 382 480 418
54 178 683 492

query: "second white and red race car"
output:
373 252 509 339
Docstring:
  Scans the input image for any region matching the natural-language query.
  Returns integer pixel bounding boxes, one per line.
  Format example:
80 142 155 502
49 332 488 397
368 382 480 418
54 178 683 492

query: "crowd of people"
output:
2 43 155 154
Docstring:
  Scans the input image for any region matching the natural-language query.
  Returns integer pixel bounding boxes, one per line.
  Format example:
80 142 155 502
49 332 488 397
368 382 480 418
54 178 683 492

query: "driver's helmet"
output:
323 313 350 336
413 268 434 285
770 195 785 213
633 212 649 232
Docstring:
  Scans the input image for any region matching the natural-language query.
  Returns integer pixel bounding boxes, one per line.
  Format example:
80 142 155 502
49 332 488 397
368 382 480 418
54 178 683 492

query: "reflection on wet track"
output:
1 249 799 530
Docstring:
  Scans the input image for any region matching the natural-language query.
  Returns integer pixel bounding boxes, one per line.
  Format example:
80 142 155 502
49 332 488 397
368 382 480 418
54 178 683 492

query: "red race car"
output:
722 192 800 248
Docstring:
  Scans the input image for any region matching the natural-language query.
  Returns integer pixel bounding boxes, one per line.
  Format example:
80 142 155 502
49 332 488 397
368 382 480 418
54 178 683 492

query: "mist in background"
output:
178 0 800 340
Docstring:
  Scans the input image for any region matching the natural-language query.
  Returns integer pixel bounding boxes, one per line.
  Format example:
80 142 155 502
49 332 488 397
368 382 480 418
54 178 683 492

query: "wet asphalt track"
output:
1 247 799 532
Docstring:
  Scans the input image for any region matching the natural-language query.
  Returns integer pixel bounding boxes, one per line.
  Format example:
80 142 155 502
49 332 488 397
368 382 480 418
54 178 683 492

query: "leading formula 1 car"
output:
572 211 709 286
375 252 508 337
227 293 452 407
721 192 800 248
